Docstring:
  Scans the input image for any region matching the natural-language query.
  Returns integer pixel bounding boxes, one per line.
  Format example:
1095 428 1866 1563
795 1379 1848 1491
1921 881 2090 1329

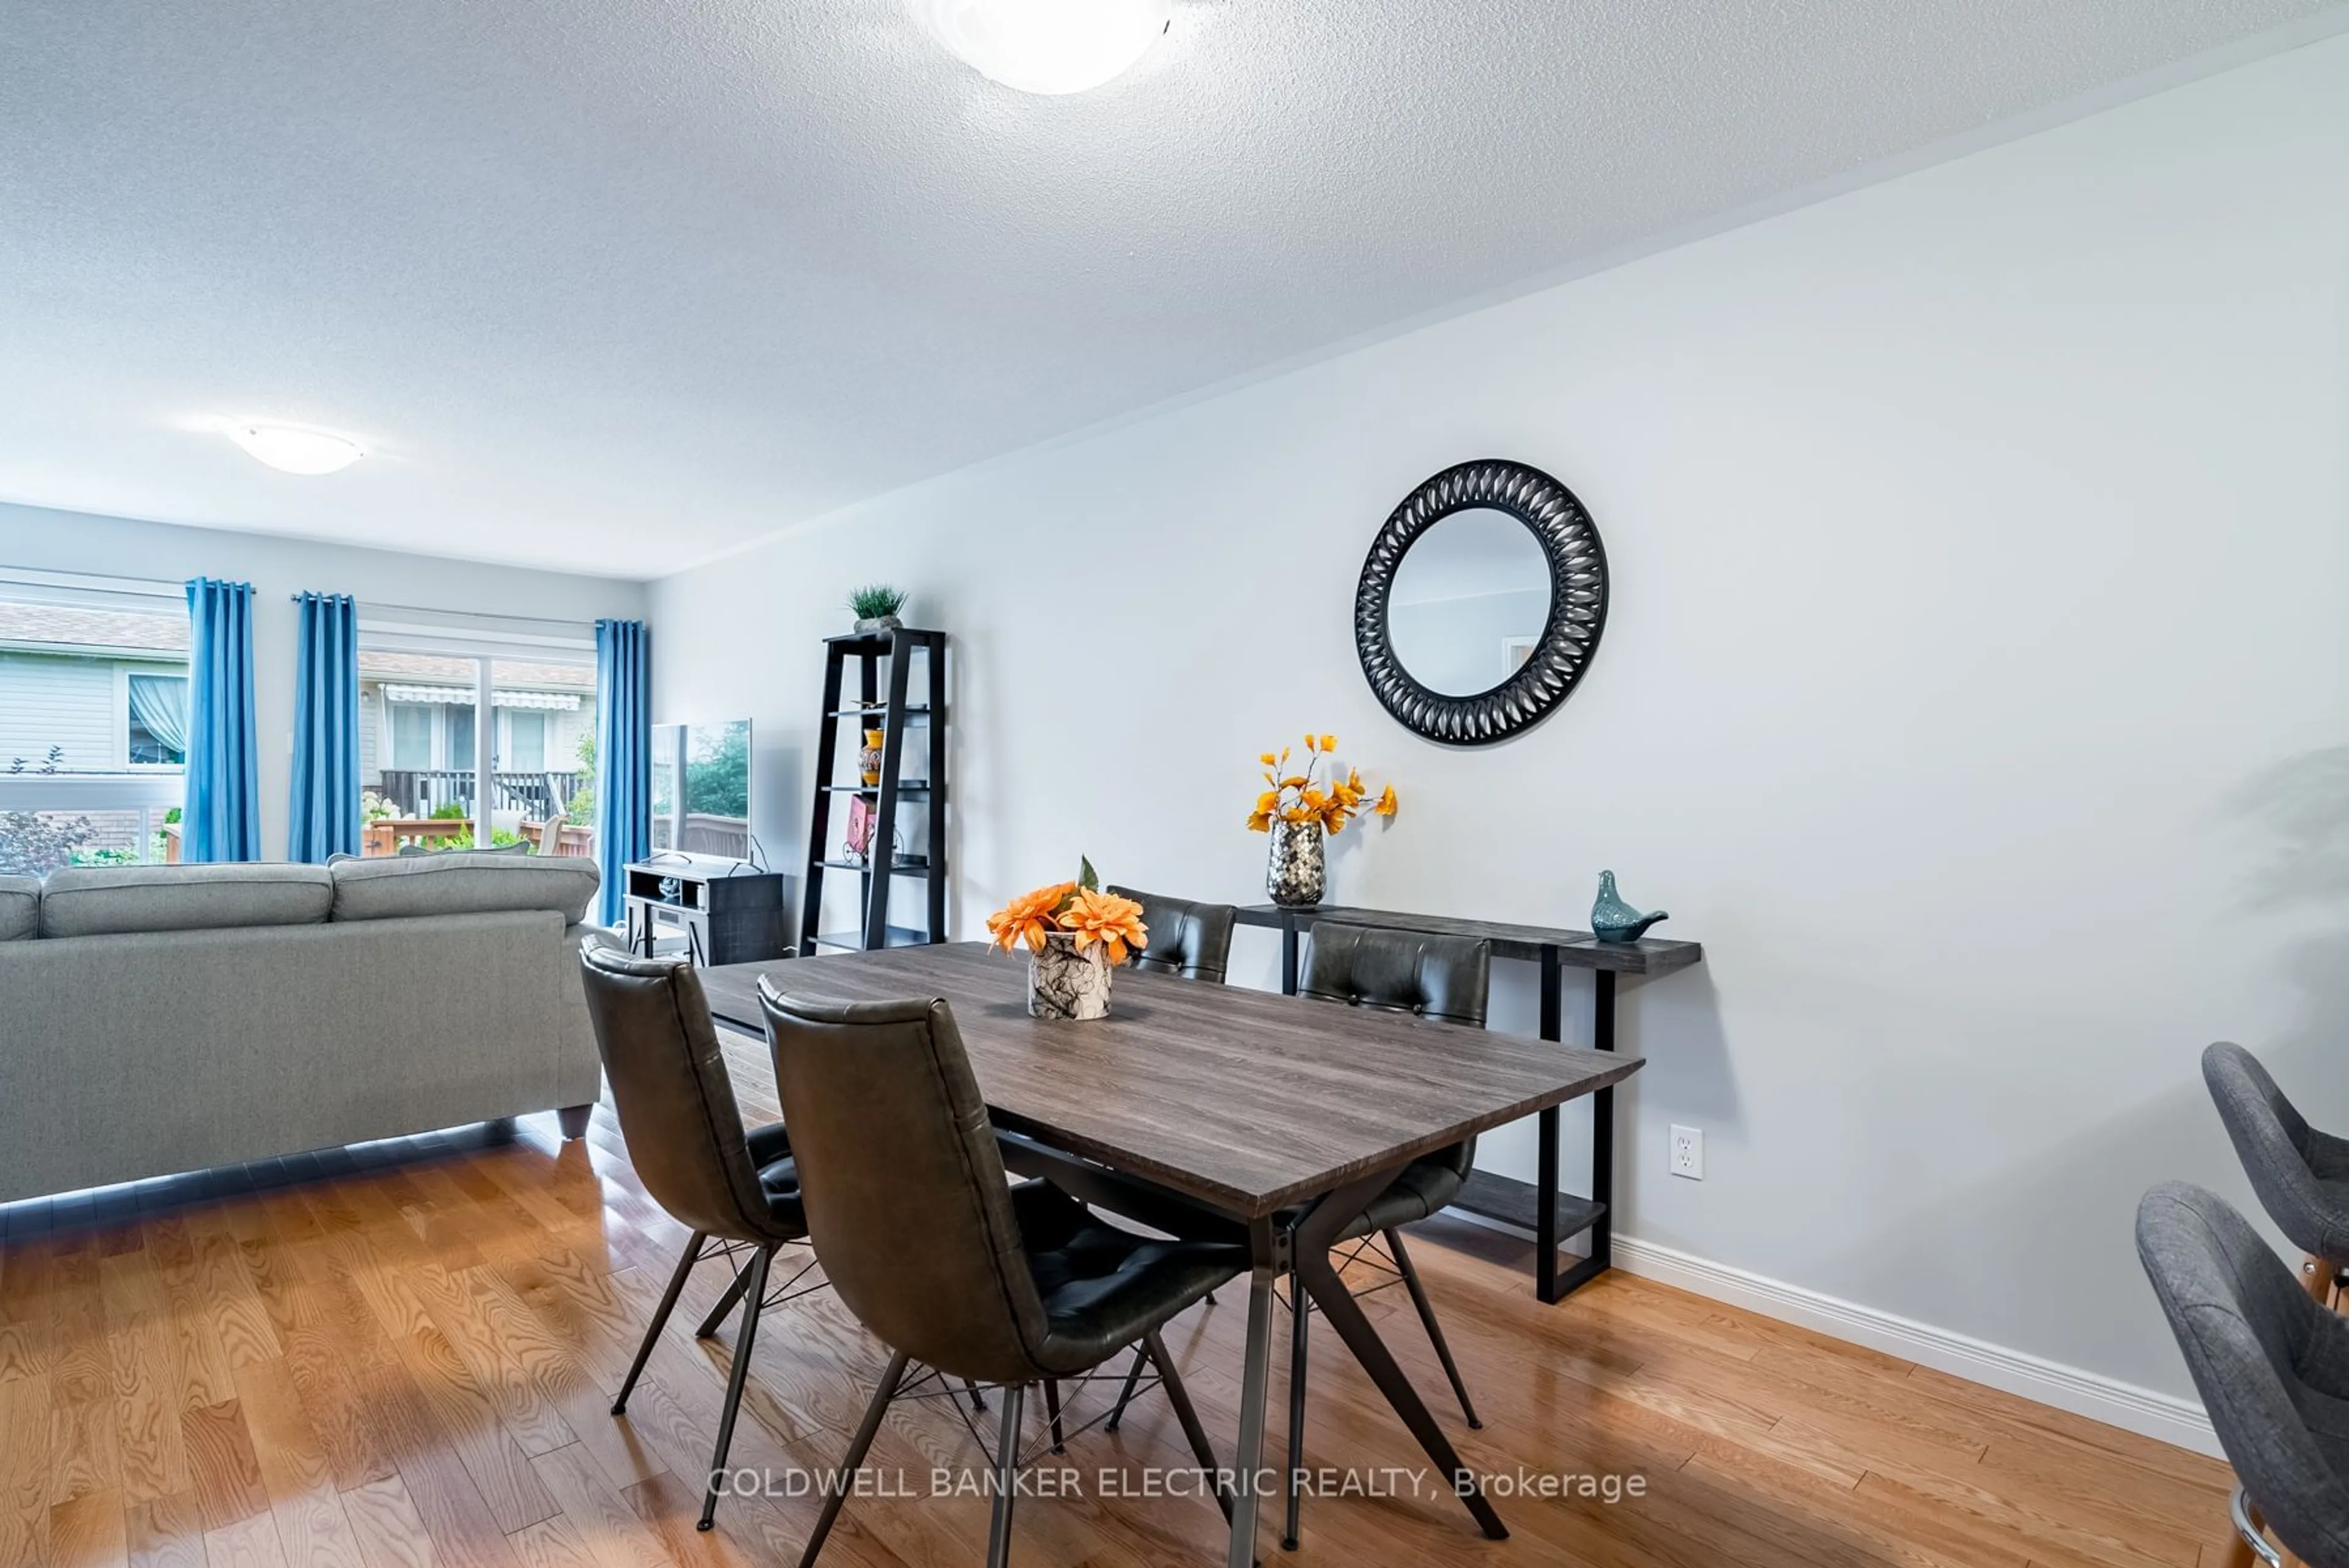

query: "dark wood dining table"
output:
697 941 1645 1567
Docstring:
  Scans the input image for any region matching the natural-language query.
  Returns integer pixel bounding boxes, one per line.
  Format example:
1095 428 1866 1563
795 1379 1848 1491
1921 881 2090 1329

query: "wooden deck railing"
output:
375 770 581 820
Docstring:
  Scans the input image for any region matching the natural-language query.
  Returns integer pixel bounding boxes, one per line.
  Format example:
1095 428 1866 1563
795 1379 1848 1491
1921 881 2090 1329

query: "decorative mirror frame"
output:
1354 458 1609 746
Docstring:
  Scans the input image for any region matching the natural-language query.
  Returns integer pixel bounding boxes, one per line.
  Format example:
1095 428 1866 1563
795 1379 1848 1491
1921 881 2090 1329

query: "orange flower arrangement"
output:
1059 887 1148 967
1246 733 1398 836
984 880 1077 955
985 858 1148 964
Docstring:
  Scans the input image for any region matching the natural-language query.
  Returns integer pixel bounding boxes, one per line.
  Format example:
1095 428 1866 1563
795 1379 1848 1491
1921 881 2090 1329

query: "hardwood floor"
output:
0 1032 2244 1568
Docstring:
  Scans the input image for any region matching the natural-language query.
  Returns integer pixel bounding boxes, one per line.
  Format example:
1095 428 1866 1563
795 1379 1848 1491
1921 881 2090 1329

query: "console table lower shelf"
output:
1453 1170 1608 1283
1233 903 1704 1304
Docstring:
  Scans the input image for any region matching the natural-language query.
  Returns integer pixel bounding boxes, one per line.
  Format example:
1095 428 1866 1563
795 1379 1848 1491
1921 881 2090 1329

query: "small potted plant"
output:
1247 734 1397 908
847 584 908 635
985 857 1148 1021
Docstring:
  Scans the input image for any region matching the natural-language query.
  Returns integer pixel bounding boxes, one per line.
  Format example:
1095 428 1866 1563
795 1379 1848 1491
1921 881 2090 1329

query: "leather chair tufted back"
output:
1299 923 1490 1028
577 942 800 1244
1108 887 1236 983
759 982 1063 1385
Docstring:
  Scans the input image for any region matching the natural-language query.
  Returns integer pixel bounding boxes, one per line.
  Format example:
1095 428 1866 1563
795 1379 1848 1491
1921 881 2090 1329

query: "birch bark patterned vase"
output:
1029 931 1113 1020
1266 819 1327 908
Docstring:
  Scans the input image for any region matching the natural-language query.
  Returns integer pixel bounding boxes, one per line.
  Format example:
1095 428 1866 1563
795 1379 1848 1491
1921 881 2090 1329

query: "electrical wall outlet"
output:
1669 1124 1704 1180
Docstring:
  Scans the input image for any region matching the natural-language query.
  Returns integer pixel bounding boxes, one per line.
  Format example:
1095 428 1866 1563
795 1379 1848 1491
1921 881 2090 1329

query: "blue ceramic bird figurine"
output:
1591 871 1668 944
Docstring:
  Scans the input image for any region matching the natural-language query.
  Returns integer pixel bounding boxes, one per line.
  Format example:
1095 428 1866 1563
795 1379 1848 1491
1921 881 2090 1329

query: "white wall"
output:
0 503 645 858
650 33 2349 1414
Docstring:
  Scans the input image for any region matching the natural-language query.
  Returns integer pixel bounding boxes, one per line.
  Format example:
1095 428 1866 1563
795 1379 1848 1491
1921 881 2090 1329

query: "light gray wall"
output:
650 32 2349 1408
0 503 646 858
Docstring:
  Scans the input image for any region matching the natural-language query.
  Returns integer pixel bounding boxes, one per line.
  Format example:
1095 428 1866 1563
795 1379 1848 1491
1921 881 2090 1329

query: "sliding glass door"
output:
356 645 596 856
361 648 483 852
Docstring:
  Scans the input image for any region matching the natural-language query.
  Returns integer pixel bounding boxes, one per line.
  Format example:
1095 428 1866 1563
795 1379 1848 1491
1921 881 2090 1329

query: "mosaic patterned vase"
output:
1266 819 1327 908
1028 932 1113 1021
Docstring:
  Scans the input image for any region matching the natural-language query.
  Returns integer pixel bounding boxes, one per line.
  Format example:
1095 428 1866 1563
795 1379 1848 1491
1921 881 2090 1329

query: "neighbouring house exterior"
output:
0 599 189 870
0 601 190 774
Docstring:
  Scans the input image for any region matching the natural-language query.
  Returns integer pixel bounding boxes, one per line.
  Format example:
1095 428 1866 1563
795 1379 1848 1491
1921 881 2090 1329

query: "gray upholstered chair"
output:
760 980 1245 1568
2138 1182 2349 1567
1107 886 1236 982
2204 1041 2349 1304
578 944 810 1531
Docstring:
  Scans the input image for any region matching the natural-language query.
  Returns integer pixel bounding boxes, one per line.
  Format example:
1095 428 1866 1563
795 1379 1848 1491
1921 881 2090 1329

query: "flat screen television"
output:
650 718 752 861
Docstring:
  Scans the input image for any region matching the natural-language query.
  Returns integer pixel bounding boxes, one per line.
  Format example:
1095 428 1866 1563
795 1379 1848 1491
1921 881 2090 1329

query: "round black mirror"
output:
1355 460 1608 745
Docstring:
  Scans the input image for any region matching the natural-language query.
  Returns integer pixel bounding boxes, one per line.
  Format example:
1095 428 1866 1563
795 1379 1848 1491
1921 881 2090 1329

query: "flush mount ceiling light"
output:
221 423 366 475
918 0 1171 95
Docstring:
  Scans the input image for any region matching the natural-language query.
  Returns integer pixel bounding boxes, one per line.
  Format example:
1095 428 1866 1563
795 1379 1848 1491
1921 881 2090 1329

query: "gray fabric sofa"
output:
0 853 607 1205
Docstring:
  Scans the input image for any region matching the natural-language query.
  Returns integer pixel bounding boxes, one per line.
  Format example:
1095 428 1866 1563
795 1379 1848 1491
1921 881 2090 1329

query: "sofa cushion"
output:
330 851 599 925
39 864 334 938
0 876 38 941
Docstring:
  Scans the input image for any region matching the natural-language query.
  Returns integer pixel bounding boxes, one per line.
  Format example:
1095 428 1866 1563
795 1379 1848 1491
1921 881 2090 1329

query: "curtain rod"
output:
0 564 183 599
358 599 611 629
297 592 595 627
294 593 598 631
0 567 614 632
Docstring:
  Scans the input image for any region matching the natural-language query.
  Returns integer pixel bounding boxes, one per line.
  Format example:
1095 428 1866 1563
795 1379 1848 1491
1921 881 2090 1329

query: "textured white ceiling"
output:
1 0 2340 578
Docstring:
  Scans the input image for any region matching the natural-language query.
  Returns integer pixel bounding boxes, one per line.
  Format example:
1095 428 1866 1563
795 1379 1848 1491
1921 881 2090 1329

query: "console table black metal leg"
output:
1536 952 1562 1302
1278 923 1300 996
1541 968 1616 1303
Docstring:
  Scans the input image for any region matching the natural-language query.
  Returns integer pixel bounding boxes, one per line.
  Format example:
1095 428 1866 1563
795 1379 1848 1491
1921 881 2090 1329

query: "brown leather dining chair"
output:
759 979 1246 1568
577 941 814 1532
1280 921 1490 1549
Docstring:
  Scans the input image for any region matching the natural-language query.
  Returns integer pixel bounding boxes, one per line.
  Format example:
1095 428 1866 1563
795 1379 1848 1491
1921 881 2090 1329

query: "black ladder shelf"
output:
800 627 948 955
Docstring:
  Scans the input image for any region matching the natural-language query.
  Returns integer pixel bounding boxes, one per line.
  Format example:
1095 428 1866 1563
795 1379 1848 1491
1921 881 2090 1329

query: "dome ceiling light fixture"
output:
220 422 367 475
917 0 1173 95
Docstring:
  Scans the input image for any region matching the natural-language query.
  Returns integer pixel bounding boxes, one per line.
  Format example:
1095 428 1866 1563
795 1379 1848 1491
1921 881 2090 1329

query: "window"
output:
505 710 546 771
448 703 477 772
0 582 189 872
126 673 188 765
389 703 434 770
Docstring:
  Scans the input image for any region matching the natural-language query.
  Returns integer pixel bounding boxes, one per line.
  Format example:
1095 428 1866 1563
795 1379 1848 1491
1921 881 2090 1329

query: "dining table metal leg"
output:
1224 1215 1283 1568
1293 1167 1507 1542
1282 1276 1307 1551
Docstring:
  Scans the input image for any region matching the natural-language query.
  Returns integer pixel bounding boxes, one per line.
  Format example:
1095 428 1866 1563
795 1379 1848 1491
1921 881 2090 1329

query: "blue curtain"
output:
288 593 360 862
593 619 651 925
183 578 261 862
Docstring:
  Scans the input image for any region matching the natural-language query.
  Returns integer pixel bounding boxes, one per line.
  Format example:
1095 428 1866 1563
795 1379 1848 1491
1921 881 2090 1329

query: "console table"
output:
1233 903 1704 1303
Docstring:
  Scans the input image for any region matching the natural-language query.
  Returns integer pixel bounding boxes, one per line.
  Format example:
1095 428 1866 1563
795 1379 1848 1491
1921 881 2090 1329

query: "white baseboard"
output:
1445 1211 2219 1458
1607 1235 2217 1457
